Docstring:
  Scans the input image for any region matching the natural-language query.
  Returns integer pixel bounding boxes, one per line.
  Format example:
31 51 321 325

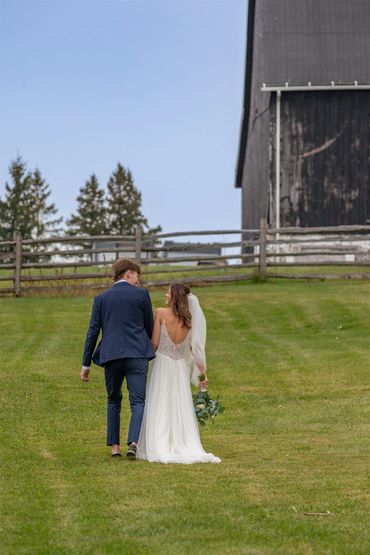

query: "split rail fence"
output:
1 220 370 296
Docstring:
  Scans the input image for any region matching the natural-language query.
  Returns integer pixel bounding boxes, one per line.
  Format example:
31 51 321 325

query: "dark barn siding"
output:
269 91 370 227
259 0 370 86
236 0 370 229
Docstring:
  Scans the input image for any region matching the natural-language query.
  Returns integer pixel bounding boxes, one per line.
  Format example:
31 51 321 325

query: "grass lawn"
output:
1 280 370 554
2 263 370 296
0 264 254 294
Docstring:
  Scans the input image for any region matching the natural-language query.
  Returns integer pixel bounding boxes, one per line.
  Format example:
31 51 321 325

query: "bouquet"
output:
192 373 224 426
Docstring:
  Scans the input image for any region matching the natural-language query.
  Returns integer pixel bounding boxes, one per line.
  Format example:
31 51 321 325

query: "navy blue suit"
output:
82 281 155 446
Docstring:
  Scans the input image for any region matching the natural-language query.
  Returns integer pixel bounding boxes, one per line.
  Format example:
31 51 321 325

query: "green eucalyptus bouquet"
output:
192 373 224 426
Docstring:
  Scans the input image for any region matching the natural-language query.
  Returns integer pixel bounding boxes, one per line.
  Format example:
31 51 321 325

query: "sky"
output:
0 0 246 234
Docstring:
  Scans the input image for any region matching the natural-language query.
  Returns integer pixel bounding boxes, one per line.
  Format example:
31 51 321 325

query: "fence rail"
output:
1 220 370 296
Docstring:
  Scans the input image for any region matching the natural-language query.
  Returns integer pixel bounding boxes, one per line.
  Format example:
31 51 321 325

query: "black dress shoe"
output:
126 443 137 459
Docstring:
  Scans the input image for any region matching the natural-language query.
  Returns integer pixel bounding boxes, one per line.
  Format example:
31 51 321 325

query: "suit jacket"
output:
82 282 155 367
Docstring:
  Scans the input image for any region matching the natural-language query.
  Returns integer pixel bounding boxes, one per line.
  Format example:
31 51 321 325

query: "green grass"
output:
2 263 370 296
1 281 370 554
0 264 255 293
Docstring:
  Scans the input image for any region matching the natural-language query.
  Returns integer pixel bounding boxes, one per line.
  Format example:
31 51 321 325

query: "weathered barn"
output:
236 0 370 229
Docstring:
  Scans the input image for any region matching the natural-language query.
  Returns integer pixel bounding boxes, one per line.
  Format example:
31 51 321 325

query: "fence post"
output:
135 225 142 263
14 231 22 297
259 218 268 281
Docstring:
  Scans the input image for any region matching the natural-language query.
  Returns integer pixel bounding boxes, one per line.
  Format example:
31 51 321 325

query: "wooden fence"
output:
1 220 370 296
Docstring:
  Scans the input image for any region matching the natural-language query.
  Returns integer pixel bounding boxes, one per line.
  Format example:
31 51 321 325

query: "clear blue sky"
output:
0 0 246 233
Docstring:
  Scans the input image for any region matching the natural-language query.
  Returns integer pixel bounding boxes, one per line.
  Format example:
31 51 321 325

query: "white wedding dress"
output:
137 312 221 464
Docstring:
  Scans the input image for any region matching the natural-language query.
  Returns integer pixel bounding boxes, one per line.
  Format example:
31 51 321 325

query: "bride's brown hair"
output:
169 283 192 329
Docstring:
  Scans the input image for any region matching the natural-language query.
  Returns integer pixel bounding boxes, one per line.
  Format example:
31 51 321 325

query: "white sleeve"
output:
188 294 207 385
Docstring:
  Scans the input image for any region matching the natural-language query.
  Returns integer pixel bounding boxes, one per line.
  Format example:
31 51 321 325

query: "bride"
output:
137 283 221 464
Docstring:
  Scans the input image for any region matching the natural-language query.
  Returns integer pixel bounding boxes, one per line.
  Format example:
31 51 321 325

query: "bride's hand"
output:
198 375 208 389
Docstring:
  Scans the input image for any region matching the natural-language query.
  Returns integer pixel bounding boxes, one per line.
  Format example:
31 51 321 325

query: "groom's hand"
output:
80 368 90 383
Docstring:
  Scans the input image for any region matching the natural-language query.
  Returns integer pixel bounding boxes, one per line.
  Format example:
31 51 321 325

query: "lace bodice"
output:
157 320 191 360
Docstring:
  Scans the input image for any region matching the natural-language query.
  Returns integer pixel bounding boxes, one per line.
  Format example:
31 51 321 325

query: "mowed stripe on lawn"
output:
1 281 370 554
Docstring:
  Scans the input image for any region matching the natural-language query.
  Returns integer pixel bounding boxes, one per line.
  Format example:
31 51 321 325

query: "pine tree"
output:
0 157 34 241
0 158 62 242
0 157 63 248
67 174 107 235
106 163 148 234
30 168 63 238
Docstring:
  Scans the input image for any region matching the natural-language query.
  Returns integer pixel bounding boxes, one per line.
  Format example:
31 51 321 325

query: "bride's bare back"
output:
151 308 189 349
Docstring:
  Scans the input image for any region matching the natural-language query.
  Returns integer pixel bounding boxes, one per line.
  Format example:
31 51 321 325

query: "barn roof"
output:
236 0 370 187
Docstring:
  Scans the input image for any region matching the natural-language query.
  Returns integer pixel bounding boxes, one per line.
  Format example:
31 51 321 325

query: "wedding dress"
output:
137 299 221 464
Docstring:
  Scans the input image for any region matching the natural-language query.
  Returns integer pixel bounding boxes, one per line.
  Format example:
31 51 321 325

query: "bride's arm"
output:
190 346 208 388
151 308 162 351
196 364 208 389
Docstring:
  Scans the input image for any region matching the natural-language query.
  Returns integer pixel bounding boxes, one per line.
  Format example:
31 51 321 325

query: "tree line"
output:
0 157 161 242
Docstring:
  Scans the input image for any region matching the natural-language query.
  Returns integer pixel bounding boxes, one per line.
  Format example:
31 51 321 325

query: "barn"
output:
236 0 370 230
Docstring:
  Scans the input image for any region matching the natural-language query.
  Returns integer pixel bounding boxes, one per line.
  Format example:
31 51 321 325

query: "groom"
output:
80 258 155 459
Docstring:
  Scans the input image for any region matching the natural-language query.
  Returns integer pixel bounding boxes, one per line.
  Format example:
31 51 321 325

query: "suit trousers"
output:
104 358 148 446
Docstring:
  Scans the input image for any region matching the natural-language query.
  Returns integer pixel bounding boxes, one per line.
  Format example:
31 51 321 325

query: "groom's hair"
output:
112 259 141 281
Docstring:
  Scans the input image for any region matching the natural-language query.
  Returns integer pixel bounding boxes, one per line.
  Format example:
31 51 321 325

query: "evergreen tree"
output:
0 158 62 242
0 157 62 245
30 168 63 238
106 163 148 234
0 157 34 241
67 174 107 235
